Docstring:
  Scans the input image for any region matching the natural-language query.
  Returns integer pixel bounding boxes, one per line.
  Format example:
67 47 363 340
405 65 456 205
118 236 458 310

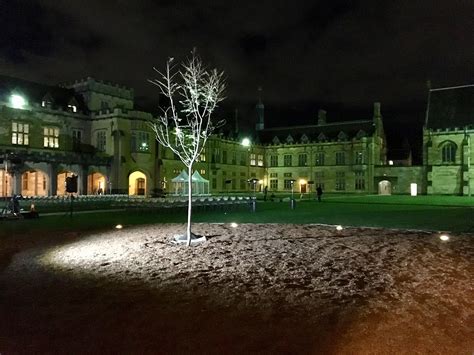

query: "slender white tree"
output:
149 50 225 246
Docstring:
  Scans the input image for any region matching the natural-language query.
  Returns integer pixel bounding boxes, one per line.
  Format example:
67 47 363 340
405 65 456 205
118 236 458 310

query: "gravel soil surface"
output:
1 223 473 354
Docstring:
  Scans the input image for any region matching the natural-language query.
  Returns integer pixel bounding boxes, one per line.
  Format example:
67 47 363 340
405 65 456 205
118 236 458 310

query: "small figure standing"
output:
263 185 268 201
316 186 323 202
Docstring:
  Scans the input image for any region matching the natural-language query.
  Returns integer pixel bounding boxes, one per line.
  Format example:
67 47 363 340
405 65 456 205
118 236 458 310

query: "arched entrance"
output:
57 171 75 196
21 170 48 196
0 170 12 197
378 180 392 195
129 171 147 196
88 172 106 195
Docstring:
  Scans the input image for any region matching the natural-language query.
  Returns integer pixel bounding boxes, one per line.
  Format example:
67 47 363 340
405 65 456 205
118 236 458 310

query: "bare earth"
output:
1 223 473 354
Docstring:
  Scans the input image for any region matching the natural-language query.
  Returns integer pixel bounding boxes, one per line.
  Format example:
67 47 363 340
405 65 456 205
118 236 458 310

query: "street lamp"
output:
290 179 296 209
241 137 251 193
248 178 258 212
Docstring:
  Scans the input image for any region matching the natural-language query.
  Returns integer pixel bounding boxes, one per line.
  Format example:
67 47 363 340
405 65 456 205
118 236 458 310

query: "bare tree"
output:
149 50 225 246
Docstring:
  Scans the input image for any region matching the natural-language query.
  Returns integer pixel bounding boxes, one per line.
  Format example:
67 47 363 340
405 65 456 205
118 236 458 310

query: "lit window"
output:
270 179 278 189
199 148 206 162
355 151 364 165
12 122 29 146
200 169 206 175
257 154 264 167
250 153 256 166
43 127 59 148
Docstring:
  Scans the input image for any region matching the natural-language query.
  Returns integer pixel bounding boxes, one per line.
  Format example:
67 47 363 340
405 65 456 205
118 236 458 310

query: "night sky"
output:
1 0 473 159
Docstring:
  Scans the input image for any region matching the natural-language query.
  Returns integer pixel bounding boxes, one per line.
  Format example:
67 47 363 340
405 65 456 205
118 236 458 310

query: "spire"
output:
256 86 264 131
234 108 239 135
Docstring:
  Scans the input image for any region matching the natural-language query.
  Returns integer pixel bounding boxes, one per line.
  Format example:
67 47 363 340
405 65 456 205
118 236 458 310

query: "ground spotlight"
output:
336 225 343 231
230 222 238 228
439 234 449 241
115 224 123 229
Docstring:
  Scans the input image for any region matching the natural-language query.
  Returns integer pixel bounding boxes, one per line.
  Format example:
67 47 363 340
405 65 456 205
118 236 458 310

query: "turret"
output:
256 87 264 131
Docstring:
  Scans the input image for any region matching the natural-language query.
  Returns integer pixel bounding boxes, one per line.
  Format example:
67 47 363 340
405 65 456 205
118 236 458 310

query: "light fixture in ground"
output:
230 222 238 228
336 225 343 231
439 234 449 241
115 224 123 229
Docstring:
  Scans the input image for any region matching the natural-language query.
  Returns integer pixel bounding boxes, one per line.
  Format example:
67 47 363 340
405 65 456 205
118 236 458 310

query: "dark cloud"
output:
1 0 473 129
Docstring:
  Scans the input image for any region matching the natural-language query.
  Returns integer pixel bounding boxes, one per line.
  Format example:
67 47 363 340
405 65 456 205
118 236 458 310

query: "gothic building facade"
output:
0 75 471 197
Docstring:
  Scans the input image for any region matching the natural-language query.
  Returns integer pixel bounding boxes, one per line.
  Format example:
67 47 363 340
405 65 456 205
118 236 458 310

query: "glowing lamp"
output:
230 222 238 228
336 225 343 231
410 183 417 196
299 179 307 185
439 234 449 241
10 94 26 109
388 160 394 165
258 180 263 184
115 224 123 229
241 138 250 147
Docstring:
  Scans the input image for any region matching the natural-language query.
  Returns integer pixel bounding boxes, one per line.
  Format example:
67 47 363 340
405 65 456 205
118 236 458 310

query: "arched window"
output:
441 142 456 163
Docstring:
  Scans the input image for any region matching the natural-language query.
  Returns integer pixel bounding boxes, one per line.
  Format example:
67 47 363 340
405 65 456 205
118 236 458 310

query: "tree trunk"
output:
186 165 193 246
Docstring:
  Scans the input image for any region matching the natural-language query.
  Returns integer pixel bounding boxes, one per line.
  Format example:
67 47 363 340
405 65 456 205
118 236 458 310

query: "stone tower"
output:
256 87 264 131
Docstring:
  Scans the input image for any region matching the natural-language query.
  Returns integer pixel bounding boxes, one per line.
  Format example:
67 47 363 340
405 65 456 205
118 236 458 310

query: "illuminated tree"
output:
149 50 225 246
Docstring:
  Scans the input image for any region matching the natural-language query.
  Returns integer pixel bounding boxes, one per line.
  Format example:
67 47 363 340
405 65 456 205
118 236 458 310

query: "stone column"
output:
13 171 22 195
48 163 58 196
78 166 88 195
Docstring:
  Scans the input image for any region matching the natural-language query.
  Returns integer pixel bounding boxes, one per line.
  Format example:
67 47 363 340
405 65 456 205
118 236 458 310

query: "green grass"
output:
1 197 473 237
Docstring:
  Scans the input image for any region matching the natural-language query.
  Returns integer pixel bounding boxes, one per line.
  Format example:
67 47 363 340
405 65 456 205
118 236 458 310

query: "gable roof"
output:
426 84 474 129
257 120 374 145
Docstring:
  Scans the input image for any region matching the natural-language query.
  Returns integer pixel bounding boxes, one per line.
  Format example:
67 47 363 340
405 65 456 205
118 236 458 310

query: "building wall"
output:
424 127 472 195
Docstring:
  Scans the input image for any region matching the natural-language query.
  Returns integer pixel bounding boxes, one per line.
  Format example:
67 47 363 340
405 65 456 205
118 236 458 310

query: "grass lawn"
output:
1 196 473 237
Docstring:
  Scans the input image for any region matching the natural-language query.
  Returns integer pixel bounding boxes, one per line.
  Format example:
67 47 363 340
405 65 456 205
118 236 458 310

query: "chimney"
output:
373 102 381 118
317 109 327 125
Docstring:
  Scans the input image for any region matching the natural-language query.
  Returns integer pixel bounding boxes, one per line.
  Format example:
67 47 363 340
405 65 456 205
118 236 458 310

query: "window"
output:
335 172 345 191
257 154 264 167
270 172 278 178
212 178 217 189
336 152 345 165
200 169 206 175
315 152 325 166
199 148 206 162
212 148 220 163
72 129 82 150
250 153 256 166
43 127 59 148
131 131 150 152
355 171 365 190
441 142 456 163
222 150 227 164
23 172 28 190
11 122 29 146
284 172 292 177
270 179 278 190
298 153 307 166
355 151 364 165
270 155 278 167
284 179 294 190
96 130 106 152
240 153 246 166
240 179 246 190
284 154 292 167
232 151 237 165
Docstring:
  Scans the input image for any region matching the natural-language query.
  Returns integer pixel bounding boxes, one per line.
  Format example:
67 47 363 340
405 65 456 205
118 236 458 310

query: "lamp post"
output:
290 179 296 209
248 178 258 212
241 137 251 192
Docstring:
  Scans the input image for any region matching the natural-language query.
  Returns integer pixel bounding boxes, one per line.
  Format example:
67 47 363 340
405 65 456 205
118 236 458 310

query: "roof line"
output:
263 120 373 131
430 84 474 92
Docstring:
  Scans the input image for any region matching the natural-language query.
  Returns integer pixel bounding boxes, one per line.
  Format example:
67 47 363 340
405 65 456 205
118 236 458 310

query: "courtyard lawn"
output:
1 197 473 237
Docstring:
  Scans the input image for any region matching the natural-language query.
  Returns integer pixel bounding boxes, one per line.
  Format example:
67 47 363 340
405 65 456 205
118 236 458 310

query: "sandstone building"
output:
0 75 470 197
